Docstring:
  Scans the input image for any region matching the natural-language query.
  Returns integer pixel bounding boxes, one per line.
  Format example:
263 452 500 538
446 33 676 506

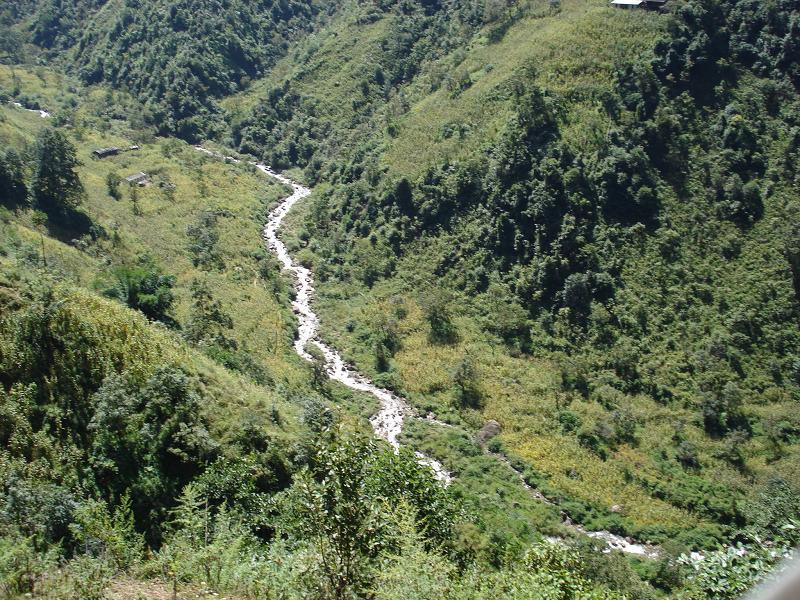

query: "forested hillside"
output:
3 0 333 139
0 63 655 599
235 0 800 589
1 0 800 597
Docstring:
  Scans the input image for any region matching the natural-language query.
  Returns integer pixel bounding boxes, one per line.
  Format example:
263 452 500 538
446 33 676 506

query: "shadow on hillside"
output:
44 207 98 244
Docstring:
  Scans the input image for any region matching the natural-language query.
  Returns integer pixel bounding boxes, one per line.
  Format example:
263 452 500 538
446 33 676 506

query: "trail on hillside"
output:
196 146 667 558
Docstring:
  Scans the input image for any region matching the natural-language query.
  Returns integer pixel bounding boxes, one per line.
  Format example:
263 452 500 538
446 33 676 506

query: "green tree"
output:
422 291 458 344
0 149 28 207
702 381 746 437
452 353 482 409
282 434 458 599
105 172 122 200
187 210 222 270
303 397 334 432
130 186 141 215
89 368 219 543
184 279 236 350
103 258 176 322
68 495 144 569
31 128 84 214
307 345 330 394
0 26 26 62
787 221 800 301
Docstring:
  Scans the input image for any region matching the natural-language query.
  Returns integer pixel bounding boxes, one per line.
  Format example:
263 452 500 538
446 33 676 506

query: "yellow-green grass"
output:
1 65 391 436
305 199 789 532
305 195 798 537
0 64 72 108
0 256 302 445
383 0 663 178
260 0 760 535
0 61 310 445
224 0 663 182
313 280 705 532
0 66 311 390
1 218 103 289
222 1 386 123
281 185 704 531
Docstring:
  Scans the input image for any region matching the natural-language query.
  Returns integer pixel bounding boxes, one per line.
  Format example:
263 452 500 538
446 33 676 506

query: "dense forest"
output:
1 0 800 598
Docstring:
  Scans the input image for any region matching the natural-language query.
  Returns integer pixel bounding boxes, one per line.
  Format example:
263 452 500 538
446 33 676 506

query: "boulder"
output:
476 419 502 445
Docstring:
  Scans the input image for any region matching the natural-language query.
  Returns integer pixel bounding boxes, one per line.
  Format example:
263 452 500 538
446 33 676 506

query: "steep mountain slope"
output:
3 0 335 139
2 0 800 596
0 64 661 598
234 0 800 560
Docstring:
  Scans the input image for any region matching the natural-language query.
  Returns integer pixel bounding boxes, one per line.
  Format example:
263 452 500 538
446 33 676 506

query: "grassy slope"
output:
382 0 663 178
7 0 788 553
225 0 662 178
261 1 766 542
0 64 311 387
0 64 330 448
0 64 578 553
0 247 302 448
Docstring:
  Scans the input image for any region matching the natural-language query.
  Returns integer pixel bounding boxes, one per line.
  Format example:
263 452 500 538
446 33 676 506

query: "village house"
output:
611 0 667 9
124 172 149 187
92 147 120 159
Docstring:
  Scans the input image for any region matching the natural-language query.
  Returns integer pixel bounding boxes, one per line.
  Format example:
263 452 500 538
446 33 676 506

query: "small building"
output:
92 147 121 159
128 145 140 151
611 0 666 8
124 172 149 187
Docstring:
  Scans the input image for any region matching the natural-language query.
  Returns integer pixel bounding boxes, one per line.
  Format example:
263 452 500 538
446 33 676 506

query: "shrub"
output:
105 172 122 200
452 354 482 409
423 292 458 344
186 210 223 270
103 258 176 322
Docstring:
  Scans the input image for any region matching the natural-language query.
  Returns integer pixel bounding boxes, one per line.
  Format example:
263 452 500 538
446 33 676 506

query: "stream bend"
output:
196 147 451 484
196 147 668 559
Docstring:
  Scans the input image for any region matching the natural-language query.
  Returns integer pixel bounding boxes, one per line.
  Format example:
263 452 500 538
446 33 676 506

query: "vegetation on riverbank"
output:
0 62 655 598
2 0 800 596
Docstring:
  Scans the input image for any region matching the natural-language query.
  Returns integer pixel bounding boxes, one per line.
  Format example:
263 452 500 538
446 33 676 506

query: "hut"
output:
611 0 667 8
124 172 149 187
92 147 120 159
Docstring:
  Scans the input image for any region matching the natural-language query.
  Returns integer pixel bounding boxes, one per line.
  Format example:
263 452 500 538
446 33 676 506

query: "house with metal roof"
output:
92 147 120 159
124 172 149 187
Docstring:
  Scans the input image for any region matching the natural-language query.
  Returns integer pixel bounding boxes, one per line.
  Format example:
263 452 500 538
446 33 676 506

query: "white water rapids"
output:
196 146 669 557
10 101 51 118
196 147 451 484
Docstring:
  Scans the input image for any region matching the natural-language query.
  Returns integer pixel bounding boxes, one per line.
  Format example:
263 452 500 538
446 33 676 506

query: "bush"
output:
422 292 458 344
31 128 85 215
452 354 482 409
0 149 28 208
105 172 122 200
186 211 223 270
103 258 176 322
557 410 582 433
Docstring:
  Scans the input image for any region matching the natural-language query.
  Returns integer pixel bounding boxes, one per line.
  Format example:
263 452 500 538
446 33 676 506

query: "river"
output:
196 146 664 558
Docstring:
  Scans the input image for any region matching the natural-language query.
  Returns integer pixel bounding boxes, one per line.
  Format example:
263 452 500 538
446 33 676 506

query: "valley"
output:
1 0 800 597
